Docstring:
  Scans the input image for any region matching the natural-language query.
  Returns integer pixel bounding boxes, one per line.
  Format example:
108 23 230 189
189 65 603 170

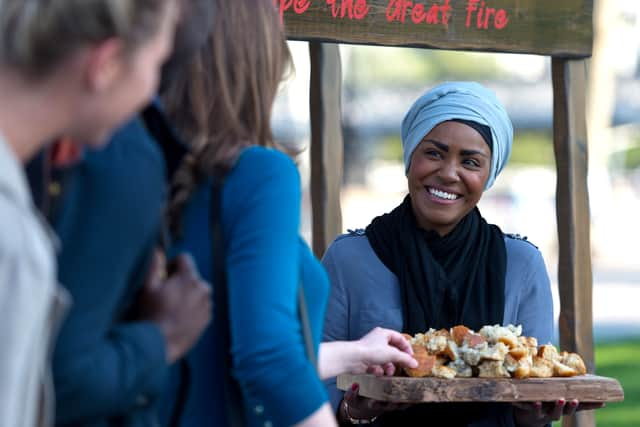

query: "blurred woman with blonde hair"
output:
0 0 178 425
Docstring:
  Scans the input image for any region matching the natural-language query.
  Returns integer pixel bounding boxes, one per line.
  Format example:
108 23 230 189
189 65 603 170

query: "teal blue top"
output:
166 146 329 427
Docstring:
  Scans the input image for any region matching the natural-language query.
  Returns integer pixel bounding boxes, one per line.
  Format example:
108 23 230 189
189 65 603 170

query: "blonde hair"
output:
163 0 292 238
0 0 171 78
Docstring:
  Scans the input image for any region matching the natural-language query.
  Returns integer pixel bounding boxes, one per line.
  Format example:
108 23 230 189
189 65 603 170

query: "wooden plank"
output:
337 374 624 403
309 42 344 258
551 58 594 427
279 0 592 57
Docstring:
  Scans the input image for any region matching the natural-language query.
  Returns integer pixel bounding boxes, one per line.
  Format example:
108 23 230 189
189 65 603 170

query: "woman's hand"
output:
339 383 410 424
354 327 418 376
512 399 605 426
137 251 212 363
318 327 418 380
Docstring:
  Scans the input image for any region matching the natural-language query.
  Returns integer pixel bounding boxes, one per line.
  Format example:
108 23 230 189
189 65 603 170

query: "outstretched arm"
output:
318 327 417 380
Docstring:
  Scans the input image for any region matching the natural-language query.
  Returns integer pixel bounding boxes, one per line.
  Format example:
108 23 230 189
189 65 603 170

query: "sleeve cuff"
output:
242 363 328 426
111 321 168 398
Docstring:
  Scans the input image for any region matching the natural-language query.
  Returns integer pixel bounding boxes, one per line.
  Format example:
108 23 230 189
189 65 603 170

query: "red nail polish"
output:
351 383 359 391
558 399 565 405
571 400 578 407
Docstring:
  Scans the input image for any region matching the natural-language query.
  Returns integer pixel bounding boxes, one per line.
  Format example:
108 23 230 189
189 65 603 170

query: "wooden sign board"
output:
278 0 593 57
337 374 624 403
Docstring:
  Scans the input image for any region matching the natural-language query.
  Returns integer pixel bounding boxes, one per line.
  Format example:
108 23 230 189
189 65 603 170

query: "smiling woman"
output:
320 82 595 426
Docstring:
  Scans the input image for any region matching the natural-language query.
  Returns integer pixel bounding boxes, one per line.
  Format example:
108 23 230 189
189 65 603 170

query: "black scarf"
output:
365 195 509 426
366 195 506 333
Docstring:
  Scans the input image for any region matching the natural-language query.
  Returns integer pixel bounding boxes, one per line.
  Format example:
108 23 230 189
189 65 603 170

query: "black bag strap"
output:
209 173 317 426
210 174 245 427
297 280 317 370
167 361 191 427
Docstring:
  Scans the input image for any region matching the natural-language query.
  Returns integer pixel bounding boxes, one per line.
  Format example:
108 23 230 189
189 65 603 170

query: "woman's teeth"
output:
428 187 459 200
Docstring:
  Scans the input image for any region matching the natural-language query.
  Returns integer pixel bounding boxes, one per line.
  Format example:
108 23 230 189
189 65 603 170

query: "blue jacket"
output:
27 104 184 426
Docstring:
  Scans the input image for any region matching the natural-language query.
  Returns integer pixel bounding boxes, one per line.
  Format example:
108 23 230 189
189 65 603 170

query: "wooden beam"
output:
309 42 344 258
282 0 592 57
551 58 595 427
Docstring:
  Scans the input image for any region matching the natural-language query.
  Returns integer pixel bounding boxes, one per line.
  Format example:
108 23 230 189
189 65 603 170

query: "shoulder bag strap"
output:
297 283 317 370
210 175 245 427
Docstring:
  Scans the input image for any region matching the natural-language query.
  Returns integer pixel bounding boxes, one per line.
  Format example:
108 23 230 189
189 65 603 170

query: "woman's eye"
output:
463 159 480 167
424 150 441 158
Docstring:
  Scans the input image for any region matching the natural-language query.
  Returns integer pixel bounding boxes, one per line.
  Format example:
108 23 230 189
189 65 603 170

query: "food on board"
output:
401 324 587 379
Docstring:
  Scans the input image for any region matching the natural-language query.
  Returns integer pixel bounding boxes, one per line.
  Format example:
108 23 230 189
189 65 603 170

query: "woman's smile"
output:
425 185 462 203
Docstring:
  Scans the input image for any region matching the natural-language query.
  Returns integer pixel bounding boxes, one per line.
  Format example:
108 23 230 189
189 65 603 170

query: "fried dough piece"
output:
478 360 510 378
530 356 554 378
479 324 522 345
508 345 529 360
413 333 428 347
448 359 473 378
432 365 457 379
404 345 436 378
538 344 561 362
433 328 451 338
443 340 459 361
498 335 519 349
464 333 487 349
480 342 509 362
513 363 531 379
426 334 448 355
504 354 531 379
523 336 538 348
561 352 587 375
451 325 471 346
553 360 579 377
517 336 538 358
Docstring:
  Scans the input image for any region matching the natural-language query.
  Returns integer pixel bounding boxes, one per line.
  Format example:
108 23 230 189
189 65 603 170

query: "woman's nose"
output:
438 160 460 183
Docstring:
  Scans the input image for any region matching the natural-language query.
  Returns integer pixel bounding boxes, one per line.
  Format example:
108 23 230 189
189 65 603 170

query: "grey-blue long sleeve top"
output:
321 230 554 425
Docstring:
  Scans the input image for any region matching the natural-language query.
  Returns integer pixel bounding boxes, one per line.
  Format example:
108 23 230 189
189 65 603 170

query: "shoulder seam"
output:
505 233 539 250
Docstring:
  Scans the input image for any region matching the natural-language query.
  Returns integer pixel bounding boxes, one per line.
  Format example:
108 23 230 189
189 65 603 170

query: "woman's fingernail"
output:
558 399 566 405
534 402 542 408
571 400 579 407
351 383 359 392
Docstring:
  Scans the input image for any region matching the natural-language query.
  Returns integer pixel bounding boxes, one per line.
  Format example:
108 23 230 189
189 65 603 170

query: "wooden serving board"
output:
337 374 624 403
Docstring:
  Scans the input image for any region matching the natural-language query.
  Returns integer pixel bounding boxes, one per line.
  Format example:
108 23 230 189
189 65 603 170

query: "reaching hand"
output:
354 327 418 376
513 399 605 426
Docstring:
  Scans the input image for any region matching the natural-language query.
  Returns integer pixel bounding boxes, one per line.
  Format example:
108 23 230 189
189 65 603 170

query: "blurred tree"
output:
343 46 505 89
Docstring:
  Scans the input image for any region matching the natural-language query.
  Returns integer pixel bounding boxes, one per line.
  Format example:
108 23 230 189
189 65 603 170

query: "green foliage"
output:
377 135 404 162
622 146 640 170
428 50 506 81
609 145 640 172
594 340 640 427
509 132 554 167
344 47 505 88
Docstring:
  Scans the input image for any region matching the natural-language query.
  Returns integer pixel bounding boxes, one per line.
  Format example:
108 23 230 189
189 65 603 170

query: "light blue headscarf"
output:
401 81 513 190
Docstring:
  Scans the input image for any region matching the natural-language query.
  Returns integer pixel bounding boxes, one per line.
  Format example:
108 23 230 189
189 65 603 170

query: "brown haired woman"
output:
161 0 419 426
